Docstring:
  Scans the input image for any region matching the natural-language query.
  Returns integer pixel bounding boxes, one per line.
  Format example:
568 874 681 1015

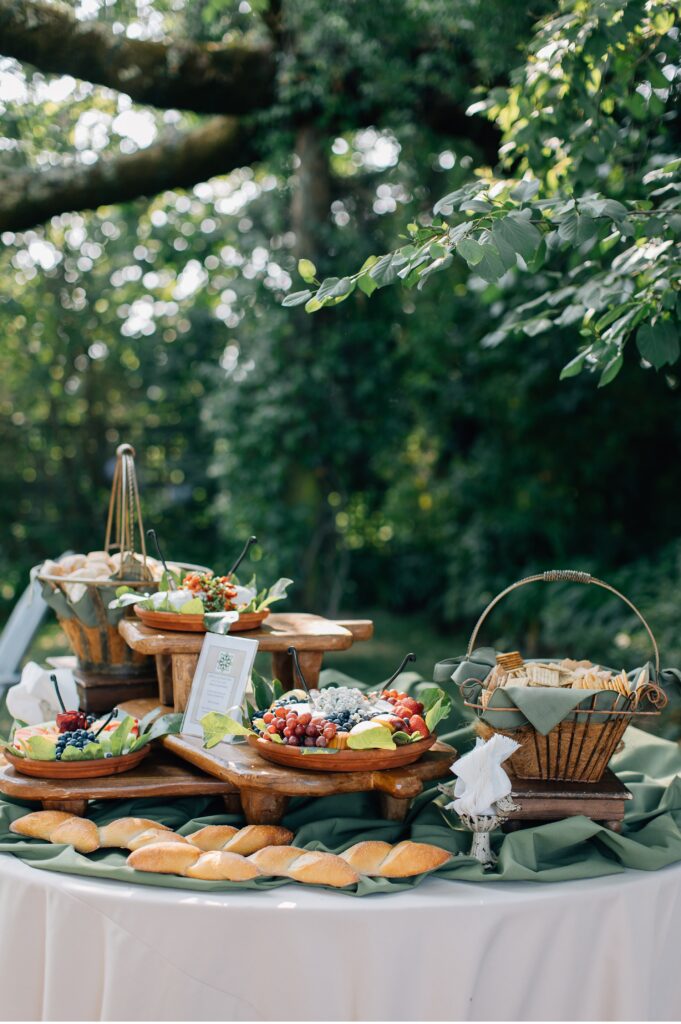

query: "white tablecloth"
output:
1 854 681 1021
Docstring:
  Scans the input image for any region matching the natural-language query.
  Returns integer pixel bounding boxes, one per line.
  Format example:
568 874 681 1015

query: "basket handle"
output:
466 569 660 678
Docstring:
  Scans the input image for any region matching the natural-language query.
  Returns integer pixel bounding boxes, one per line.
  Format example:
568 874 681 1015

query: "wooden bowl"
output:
135 608 205 632
4 746 150 779
135 608 270 633
247 733 436 772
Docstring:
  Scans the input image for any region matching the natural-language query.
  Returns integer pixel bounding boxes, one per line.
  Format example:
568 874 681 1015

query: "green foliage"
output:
298 0 680 384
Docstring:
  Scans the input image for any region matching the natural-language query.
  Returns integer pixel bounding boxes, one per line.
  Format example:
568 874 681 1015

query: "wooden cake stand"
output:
120 699 457 825
118 614 373 711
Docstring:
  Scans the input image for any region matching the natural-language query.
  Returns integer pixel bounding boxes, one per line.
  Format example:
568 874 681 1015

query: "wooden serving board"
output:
120 698 456 825
0 747 237 817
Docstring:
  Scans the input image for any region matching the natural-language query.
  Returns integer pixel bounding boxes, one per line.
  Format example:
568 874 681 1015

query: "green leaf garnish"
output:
108 716 135 757
421 687 453 731
252 670 274 710
26 735 58 760
201 712 253 748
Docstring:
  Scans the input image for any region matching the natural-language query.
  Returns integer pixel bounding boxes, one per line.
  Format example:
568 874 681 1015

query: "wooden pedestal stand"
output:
0 748 235 816
119 699 456 824
504 771 632 832
118 614 373 710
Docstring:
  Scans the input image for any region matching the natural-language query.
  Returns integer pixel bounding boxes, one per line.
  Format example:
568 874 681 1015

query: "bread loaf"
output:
249 845 359 888
127 843 260 881
10 812 180 853
187 824 293 855
341 840 452 877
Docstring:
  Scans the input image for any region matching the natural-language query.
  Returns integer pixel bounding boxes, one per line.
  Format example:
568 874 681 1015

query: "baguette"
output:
128 843 260 881
249 845 359 888
341 839 452 877
10 812 178 854
187 824 293 855
128 842 200 876
128 842 357 887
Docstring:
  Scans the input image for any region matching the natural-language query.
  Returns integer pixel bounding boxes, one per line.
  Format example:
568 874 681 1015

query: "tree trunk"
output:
288 125 340 610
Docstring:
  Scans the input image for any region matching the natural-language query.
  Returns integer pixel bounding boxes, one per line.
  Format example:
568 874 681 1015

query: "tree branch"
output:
0 0 275 114
0 117 259 232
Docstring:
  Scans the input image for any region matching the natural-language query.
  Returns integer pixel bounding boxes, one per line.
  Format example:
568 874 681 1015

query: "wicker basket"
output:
460 570 667 783
34 444 204 709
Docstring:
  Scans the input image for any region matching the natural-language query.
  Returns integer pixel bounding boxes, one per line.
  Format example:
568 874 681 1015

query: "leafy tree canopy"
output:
299 0 681 386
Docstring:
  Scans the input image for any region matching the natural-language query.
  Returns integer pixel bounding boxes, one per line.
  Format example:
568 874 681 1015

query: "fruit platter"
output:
1 677 181 779
200 651 452 772
109 536 293 634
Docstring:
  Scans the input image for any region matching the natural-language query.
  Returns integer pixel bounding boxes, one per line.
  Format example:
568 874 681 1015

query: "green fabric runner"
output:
1 724 681 895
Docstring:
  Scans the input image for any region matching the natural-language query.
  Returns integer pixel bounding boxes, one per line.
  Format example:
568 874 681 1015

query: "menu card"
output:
181 632 259 739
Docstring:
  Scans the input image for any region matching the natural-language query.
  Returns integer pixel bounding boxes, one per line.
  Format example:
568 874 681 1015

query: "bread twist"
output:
128 843 260 881
340 840 452 877
187 824 293 855
249 845 360 888
129 842 361 888
9 812 179 854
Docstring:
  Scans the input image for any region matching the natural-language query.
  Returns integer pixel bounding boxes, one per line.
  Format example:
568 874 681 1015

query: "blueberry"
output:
55 753 61 760
105 752 113 758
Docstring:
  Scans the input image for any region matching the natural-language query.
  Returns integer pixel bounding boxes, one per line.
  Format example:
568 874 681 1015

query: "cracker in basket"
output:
571 670 602 689
526 663 566 687
604 671 631 697
496 651 524 671
485 665 507 691
560 658 594 671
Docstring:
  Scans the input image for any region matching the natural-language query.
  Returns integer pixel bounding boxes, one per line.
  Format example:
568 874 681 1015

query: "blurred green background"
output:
1 0 679 724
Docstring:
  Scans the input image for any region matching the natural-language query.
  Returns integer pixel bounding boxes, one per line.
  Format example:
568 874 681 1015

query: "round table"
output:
1 855 681 1021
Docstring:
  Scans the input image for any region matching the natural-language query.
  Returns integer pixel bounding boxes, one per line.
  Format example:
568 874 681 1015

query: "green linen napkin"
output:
440 649 661 734
1 724 681 895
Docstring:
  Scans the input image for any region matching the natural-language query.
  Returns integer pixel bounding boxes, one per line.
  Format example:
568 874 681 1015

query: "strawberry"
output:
408 714 429 737
56 711 87 733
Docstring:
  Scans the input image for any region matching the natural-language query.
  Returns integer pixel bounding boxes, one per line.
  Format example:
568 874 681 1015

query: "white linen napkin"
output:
447 734 520 817
6 662 78 725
